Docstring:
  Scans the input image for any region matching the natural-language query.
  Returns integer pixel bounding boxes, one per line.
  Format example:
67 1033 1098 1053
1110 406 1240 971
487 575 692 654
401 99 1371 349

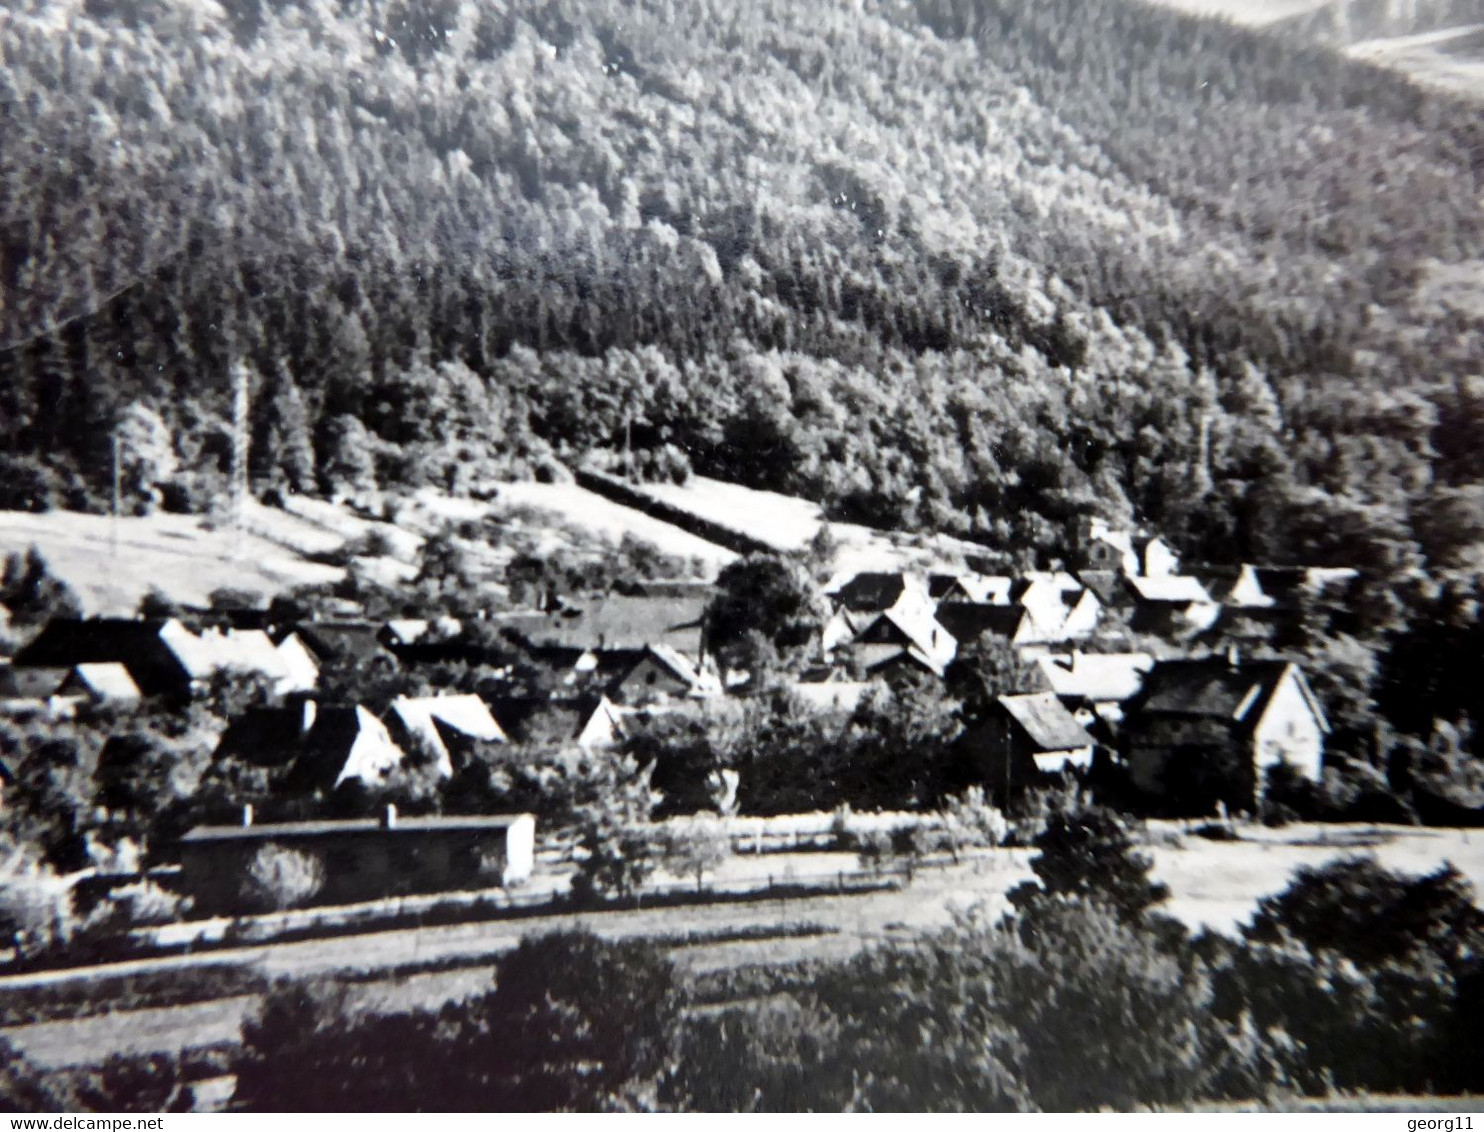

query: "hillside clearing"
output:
619 475 994 575
0 508 344 616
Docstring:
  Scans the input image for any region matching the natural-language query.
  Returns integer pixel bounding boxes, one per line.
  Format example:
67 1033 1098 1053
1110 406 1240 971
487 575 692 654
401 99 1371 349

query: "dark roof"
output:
285 705 384 792
998 692 1096 752
294 622 395 665
936 603 1028 644
1075 570 1123 605
180 812 533 843
1127 657 1326 735
830 573 915 613
487 695 612 745
491 596 708 654
12 618 192 696
214 704 317 768
0 664 69 699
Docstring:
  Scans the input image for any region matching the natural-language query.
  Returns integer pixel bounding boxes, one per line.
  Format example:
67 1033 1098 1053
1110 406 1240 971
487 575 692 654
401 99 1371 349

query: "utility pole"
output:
111 427 121 562
624 410 633 482
229 359 250 547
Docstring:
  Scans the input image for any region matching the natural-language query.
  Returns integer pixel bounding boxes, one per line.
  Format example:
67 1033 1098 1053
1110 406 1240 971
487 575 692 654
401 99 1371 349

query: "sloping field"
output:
491 481 738 573
0 508 345 616
1137 0 1329 23
1348 22 1484 96
619 475 994 575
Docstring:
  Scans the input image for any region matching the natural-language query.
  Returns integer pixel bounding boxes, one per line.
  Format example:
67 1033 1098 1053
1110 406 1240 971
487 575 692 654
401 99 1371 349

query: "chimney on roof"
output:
300 699 318 736
1227 645 1240 669
241 803 253 828
383 803 398 829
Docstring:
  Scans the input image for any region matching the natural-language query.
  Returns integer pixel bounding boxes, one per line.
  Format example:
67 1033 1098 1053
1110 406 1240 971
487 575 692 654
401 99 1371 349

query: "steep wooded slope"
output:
2 0 1480 570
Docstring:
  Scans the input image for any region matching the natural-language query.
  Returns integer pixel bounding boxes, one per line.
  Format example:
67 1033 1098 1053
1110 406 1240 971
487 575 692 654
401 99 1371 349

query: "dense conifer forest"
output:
2 0 1482 572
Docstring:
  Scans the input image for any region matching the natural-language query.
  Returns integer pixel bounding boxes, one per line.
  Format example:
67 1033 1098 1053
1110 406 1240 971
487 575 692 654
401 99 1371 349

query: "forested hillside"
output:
2 0 1482 572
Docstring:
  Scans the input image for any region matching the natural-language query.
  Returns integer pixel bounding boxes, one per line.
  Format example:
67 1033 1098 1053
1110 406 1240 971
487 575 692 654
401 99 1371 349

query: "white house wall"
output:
1252 671 1325 782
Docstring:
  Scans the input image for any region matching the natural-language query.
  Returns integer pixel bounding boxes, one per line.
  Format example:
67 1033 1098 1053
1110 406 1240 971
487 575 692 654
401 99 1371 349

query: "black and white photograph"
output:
1 0 1483 1114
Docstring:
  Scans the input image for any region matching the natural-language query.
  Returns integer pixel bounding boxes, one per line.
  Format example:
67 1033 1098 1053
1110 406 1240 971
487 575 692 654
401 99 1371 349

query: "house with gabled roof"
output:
13 618 199 699
1124 575 1220 636
293 621 396 668
283 705 409 793
274 633 321 693
826 571 933 615
930 574 1015 606
495 595 710 658
607 644 720 703
851 606 957 671
960 692 1098 797
1121 654 1329 813
1033 651 1155 726
1079 518 1181 578
385 694 507 777
1015 573 1102 642
487 695 624 750
937 603 1045 649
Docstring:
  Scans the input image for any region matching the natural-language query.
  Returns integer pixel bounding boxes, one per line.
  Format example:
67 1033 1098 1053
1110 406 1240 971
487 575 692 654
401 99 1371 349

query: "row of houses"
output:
968 652 1328 811
820 554 1356 685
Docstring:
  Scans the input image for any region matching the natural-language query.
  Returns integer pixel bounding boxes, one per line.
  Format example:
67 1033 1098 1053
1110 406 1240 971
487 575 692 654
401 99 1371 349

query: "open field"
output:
7 823 1484 1069
1139 0 1484 97
1348 22 1484 96
488 481 738 572
0 475 742 617
1135 0 1329 25
0 507 345 616
619 474 996 575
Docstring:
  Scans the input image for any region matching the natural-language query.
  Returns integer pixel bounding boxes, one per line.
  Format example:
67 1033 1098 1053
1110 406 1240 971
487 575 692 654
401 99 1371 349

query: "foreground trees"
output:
205 815 1484 1113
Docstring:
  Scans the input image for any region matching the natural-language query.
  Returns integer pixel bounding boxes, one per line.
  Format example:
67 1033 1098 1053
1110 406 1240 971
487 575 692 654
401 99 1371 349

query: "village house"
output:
825 571 934 616
215 701 412 795
1078 518 1181 578
929 573 1015 606
384 694 507 777
285 704 409 792
494 594 710 667
1120 653 1329 814
1014 572 1102 642
1033 651 1155 727
960 692 1098 796
12 617 312 701
178 806 536 914
936 602 1055 649
486 694 625 749
845 604 958 675
1123 575 1220 636
602 644 720 703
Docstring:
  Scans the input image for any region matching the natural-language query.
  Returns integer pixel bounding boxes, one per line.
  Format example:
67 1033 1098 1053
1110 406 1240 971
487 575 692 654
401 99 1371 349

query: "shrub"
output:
240 844 325 913
0 547 82 625
0 1038 70 1113
0 455 62 514
235 932 679 1112
1008 804 1171 927
662 815 732 893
